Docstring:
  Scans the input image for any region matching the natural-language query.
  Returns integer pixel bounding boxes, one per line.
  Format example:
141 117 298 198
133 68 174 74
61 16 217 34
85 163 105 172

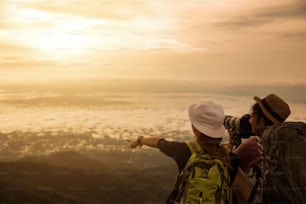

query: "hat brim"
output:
188 104 225 138
254 96 280 124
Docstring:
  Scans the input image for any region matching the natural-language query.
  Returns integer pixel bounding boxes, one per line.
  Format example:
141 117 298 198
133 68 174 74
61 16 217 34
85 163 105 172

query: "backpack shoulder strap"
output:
184 141 212 172
185 141 202 154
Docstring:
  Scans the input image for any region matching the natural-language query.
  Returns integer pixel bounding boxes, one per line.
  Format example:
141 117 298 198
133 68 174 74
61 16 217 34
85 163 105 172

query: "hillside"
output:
0 150 177 203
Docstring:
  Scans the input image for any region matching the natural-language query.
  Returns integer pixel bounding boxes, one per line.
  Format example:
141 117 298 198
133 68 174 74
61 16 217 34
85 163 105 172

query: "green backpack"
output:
261 122 306 203
174 141 231 204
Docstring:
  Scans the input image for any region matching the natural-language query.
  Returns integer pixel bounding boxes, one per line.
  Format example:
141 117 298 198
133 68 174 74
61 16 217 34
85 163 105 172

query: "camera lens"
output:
224 115 240 130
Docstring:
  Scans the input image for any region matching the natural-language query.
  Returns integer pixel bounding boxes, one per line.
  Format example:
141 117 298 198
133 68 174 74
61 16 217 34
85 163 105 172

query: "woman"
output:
130 101 234 203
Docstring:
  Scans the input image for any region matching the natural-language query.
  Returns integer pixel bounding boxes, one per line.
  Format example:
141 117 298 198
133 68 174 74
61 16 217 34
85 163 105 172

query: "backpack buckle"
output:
297 127 306 141
298 134 305 141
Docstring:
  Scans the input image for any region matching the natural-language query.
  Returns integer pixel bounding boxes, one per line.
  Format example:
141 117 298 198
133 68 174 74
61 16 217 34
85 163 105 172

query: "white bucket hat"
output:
188 101 225 138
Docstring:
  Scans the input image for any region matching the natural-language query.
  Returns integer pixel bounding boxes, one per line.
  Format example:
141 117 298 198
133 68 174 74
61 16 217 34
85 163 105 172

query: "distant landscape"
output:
0 80 305 203
1 79 306 101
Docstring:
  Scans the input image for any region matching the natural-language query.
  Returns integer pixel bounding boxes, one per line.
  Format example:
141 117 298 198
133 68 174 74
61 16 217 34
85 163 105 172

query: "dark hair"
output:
196 133 231 168
251 103 274 126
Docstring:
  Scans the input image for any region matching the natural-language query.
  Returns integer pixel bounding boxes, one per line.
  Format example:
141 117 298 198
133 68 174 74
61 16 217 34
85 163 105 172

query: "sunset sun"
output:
28 30 94 60
7 6 99 62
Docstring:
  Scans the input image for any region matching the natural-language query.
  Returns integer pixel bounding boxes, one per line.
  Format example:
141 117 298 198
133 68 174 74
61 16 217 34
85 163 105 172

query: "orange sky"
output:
0 0 305 84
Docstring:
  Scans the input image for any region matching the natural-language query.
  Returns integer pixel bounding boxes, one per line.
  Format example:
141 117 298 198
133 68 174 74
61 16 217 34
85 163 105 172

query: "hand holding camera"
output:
224 114 252 147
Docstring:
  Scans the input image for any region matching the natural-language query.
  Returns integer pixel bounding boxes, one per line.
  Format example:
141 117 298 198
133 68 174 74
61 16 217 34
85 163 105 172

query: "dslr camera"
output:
224 114 252 147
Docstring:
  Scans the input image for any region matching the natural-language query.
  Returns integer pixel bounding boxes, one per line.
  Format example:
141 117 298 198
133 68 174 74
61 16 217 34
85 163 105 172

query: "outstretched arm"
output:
130 136 162 149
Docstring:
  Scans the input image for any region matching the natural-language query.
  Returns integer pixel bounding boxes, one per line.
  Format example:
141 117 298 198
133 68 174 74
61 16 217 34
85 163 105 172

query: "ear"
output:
256 117 266 134
259 117 266 126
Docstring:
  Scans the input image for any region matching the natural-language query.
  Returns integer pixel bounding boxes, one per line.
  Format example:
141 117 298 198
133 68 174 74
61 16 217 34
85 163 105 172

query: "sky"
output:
0 0 306 85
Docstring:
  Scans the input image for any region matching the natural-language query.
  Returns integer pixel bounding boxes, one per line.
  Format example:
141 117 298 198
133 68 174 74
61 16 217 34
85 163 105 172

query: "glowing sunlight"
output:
7 6 100 61
0 0 305 83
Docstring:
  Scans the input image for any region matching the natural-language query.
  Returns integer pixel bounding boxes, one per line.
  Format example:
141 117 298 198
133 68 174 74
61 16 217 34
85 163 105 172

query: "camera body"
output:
224 114 252 147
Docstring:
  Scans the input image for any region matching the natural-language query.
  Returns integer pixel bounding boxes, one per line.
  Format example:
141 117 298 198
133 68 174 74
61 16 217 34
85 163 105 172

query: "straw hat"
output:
254 94 291 124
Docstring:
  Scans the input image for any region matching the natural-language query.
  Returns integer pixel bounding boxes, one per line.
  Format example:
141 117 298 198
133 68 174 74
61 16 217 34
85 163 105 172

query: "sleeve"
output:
233 136 261 172
157 139 191 172
229 152 240 185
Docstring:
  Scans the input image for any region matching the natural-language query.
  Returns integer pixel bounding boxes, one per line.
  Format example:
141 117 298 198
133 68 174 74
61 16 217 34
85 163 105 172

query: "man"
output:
231 93 291 203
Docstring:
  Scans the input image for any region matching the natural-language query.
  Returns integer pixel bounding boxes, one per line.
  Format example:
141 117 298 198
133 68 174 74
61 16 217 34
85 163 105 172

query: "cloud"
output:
215 2 306 30
216 17 270 29
0 41 61 69
22 0 153 20
0 42 28 52
0 56 57 69
0 20 12 29
2 1 191 53
0 42 42 68
256 2 306 19
141 39 204 52
1 0 305 84
280 31 306 38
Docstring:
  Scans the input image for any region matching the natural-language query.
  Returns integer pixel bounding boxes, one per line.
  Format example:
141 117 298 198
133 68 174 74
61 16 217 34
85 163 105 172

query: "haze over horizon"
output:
1 0 306 85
